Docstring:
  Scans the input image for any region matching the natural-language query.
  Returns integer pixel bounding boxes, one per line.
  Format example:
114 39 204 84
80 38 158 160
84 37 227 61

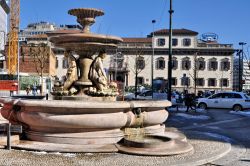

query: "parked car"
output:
197 91 250 111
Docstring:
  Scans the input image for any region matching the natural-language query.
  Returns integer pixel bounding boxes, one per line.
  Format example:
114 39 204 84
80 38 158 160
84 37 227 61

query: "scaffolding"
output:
8 0 20 75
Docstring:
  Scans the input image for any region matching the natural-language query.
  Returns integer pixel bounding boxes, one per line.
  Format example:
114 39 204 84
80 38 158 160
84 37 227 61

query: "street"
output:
167 108 250 165
0 107 250 165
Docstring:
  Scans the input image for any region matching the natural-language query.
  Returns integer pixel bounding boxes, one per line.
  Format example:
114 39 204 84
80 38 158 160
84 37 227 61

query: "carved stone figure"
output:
63 50 78 91
89 51 108 92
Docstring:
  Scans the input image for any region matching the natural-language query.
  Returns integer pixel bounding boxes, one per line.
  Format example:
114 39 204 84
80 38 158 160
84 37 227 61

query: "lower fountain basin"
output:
0 98 171 147
124 135 172 148
117 134 193 156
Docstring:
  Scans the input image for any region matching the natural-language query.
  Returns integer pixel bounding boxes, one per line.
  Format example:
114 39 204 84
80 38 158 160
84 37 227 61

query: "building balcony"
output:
197 43 233 49
108 66 130 72
118 43 152 48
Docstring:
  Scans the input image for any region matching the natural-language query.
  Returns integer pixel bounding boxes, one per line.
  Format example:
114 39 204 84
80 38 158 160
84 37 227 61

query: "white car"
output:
197 91 250 111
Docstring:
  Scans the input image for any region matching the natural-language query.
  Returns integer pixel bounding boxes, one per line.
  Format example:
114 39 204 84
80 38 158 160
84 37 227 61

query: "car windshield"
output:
208 93 222 99
244 94 250 99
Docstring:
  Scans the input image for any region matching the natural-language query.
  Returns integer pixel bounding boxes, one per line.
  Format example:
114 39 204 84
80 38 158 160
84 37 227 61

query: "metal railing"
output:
197 43 233 48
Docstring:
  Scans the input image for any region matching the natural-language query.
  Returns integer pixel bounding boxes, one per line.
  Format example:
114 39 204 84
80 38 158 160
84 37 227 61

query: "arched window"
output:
172 77 177 86
208 78 217 86
136 56 145 70
196 57 205 70
182 57 191 70
181 77 190 86
208 58 218 71
196 78 205 86
172 57 178 70
172 38 178 46
62 57 69 69
156 57 165 70
220 78 229 87
183 38 191 46
113 52 124 68
55 57 58 68
137 77 144 85
157 38 165 46
220 58 230 71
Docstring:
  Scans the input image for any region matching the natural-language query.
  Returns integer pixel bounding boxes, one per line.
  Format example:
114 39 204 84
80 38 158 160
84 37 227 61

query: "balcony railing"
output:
109 63 129 72
197 43 233 48
118 43 152 48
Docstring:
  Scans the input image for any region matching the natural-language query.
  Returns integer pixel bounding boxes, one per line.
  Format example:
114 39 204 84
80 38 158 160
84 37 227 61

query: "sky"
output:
19 0 250 52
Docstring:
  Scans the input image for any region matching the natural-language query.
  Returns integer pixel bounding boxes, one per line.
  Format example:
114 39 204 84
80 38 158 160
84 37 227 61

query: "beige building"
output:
14 26 235 94
0 0 9 72
107 29 235 93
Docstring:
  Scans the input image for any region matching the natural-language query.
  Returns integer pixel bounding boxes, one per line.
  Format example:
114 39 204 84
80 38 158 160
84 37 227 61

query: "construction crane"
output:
8 0 20 76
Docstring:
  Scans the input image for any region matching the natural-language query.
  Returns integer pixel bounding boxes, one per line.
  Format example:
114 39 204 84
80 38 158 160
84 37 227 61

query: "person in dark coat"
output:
185 93 196 112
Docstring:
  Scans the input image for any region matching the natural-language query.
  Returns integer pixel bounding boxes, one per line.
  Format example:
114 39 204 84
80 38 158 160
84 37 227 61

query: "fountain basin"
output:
0 98 171 147
117 135 193 156
124 135 173 148
49 33 123 52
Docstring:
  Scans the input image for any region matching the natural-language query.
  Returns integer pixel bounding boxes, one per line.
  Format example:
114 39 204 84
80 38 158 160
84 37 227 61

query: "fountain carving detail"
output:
51 8 122 99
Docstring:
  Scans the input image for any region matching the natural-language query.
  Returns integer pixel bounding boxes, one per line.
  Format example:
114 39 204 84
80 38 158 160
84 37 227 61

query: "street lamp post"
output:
239 42 247 92
151 20 156 99
167 0 174 101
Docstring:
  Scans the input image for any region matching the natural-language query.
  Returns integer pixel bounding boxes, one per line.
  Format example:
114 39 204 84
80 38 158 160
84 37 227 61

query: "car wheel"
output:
233 104 242 112
198 103 207 109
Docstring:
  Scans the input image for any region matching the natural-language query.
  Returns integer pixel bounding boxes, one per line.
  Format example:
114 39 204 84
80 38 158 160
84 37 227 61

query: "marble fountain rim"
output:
0 98 172 109
49 32 123 44
68 8 105 17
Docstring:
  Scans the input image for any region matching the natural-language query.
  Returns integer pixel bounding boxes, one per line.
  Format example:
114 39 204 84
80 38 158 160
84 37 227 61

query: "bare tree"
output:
28 43 51 94
187 52 200 95
128 46 150 98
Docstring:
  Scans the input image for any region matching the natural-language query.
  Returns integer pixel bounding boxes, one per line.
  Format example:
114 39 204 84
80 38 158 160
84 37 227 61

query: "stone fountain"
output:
0 8 193 155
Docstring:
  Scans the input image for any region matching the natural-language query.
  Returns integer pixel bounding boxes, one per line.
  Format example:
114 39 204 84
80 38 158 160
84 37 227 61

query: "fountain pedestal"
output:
75 57 93 86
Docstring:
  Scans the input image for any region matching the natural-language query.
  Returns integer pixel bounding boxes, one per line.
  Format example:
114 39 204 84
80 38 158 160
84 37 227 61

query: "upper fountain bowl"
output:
68 8 104 18
49 8 123 54
68 8 104 33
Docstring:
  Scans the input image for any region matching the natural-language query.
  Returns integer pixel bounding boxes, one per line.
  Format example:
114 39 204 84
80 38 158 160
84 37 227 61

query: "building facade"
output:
19 21 57 42
0 0 9 72
233 57 250 91
16 23 81 93
107 29 235 94
11 25 236 94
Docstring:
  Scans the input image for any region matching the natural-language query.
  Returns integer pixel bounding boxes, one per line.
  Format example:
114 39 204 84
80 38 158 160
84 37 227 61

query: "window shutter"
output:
175 60 178 69
227 62 230 70
208 61 211 70
215 62 218 70
188 61 191 70
188 78 190 86
182 61 185 70
155 60 158 69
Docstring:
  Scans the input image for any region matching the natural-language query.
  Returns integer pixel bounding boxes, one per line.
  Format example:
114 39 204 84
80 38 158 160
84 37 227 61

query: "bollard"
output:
6 123 11 150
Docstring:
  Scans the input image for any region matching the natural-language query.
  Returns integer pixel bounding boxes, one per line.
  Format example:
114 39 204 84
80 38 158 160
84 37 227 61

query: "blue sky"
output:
20 0 250 51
